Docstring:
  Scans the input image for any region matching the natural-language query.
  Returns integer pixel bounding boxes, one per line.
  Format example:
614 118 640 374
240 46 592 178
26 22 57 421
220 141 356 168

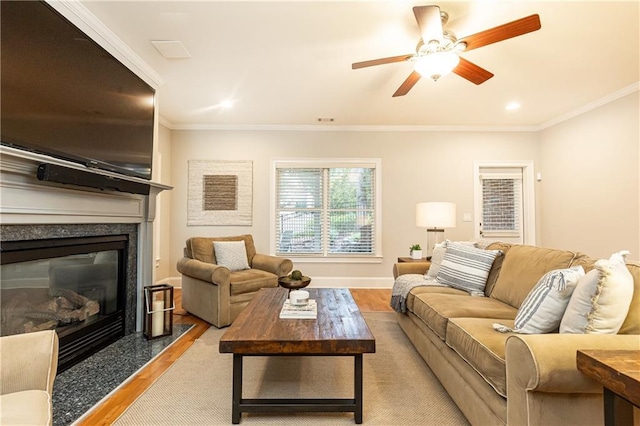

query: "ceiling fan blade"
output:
352 54 412 69
460 14 541 52
453 57 494 85
392 71 421 97
413 5 443 44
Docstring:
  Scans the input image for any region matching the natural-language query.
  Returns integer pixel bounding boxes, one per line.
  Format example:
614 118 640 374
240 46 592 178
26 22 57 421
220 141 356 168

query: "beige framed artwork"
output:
187 160 253 226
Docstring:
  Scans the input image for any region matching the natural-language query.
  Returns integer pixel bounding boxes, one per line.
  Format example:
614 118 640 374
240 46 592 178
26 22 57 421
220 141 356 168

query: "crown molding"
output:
158 119 539 133
537 82 639 131
46 0 164 89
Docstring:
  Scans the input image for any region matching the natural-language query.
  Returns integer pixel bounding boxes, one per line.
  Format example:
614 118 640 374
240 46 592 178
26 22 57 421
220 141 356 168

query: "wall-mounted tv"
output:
1 1 155 181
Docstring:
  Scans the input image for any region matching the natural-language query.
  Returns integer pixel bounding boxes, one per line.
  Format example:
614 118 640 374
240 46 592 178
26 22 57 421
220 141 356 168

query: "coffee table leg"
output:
232 354 243 424
355 354 363 424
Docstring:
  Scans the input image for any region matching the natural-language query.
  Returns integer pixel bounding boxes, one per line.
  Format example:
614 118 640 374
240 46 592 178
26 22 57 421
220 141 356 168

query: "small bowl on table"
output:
278 276 311 291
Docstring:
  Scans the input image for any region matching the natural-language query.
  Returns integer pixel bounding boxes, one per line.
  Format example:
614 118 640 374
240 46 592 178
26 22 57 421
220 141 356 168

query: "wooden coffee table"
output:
219 287 376 424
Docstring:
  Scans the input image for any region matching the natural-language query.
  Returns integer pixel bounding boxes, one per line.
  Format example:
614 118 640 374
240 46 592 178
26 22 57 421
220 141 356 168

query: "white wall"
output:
539 92 640 258
153 91 640 286
162 129 539 287
154 124 173 280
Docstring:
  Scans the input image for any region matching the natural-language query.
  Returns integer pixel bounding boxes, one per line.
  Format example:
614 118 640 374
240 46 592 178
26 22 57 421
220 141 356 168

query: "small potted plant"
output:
410 244 423 260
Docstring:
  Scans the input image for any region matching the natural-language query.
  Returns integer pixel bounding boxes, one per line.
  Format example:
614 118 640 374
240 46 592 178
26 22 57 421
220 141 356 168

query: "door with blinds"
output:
477 166 526 244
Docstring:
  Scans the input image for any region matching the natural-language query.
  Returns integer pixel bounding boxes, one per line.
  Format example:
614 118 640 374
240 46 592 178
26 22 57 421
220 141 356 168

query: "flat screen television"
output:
1 1 155 181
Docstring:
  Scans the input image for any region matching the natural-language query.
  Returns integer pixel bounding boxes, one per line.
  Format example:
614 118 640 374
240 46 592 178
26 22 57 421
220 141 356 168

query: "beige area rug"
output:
114 312 469 425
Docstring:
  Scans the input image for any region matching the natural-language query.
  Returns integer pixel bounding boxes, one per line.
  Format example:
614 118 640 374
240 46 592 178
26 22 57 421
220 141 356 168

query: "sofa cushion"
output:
229 269 278 296
436 243 502 295
0 390 51 425
406 285 468 312
410 292 517 340
484 242 513 296
446 318 513 397
510 266 584 334
213 241 250 271
490 245 580 309
560 252 634 334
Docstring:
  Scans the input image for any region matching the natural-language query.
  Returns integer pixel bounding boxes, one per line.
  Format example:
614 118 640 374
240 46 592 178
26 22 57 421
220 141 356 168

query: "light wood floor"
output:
76 288 392 425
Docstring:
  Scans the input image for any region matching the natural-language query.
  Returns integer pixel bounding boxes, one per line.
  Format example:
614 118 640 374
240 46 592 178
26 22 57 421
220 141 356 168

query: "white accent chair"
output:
0 330 59 425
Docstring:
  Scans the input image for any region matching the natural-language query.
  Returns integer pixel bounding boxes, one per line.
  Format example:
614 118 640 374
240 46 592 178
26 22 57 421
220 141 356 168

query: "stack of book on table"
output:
279 299 317 319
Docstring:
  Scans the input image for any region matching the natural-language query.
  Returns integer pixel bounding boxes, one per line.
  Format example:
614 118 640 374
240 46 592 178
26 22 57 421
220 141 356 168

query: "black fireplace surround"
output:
0 224 138 372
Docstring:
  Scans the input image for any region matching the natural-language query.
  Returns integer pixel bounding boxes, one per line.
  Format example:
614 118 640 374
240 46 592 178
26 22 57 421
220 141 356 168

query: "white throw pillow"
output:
213 241 250 271
436 242 501 295
510 266 584 334
560 251 634 334
426 241 448 279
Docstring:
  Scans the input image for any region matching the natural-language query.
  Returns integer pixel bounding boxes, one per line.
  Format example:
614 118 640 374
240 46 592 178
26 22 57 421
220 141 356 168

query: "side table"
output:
397 256 431 263
576 349 640 426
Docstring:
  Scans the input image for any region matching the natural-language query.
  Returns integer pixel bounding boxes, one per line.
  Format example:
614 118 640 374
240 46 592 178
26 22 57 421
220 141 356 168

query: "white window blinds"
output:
275 163 376 256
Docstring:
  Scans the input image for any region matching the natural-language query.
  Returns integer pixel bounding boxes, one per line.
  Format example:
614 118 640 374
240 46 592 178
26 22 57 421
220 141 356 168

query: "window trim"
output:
270 158 383 263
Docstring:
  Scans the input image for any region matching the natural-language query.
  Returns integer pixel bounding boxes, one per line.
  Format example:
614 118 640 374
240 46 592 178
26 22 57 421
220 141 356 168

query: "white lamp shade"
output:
416 202 457 229
413 52 460 81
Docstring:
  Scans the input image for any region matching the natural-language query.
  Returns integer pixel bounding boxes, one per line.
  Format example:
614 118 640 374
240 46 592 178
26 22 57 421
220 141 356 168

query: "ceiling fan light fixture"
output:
414 51 460 81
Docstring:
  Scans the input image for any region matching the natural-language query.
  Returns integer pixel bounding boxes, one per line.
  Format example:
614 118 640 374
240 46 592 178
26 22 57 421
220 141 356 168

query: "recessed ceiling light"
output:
505 102 521 111
219 100 233 109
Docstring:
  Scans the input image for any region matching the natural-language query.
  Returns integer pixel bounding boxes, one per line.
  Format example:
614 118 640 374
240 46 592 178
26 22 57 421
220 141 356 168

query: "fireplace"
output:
0 145 170 373
0 224 139 372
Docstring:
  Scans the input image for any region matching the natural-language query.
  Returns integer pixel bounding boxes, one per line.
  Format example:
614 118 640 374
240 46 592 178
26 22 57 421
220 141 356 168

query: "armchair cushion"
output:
187 234 257 264
230 269 279 296
0 390 51 425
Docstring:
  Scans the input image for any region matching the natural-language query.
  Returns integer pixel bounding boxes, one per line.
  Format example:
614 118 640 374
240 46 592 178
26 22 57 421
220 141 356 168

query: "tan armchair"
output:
177 234 293 328
0 330 59 425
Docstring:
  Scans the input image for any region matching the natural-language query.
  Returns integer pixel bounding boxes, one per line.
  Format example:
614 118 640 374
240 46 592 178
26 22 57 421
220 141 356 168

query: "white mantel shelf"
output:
0 145 171 225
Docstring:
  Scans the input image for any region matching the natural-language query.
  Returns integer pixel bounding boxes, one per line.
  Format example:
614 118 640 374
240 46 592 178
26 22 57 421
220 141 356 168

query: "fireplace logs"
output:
1 287 100 336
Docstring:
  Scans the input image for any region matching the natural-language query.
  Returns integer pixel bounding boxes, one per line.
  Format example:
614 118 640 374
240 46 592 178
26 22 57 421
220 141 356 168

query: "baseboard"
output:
159 276 393 289
158 276 182 288
305 276 393 288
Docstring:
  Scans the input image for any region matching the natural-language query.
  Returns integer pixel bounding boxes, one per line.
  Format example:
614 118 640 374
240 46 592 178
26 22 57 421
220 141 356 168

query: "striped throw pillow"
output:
436 243 502 295
513 266 585 333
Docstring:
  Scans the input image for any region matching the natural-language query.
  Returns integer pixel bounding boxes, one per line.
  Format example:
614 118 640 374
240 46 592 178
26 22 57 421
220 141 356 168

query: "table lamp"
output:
416 202 457 257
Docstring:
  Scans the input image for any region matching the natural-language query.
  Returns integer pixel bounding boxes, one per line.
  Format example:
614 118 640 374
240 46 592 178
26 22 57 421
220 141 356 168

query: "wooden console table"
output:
576 349 640 426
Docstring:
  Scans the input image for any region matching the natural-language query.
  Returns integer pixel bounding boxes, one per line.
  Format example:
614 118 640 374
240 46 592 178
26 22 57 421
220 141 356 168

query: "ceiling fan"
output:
352 5 541 97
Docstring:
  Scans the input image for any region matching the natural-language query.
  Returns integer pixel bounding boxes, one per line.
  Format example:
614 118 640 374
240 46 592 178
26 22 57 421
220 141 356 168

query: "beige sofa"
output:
0 330 59 425
177 235 293 327
393 243 640 426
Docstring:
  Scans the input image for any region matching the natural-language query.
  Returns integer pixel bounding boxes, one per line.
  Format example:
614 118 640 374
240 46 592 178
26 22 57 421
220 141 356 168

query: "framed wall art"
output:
187 160 253 226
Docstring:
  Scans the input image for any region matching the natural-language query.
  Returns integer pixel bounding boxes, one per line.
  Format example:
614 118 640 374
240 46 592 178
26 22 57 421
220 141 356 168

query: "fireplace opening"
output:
1 235 128 372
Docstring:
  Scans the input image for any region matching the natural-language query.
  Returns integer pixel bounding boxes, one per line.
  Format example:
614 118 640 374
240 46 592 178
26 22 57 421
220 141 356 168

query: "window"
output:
479 168 524 241
273 159 381 258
